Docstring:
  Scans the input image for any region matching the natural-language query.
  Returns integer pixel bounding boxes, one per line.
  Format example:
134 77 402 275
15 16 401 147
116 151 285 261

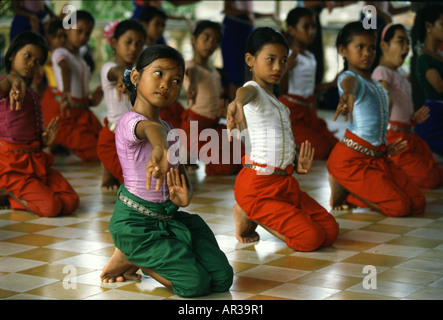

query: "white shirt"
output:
287 50 316 98
243 81 296 169
101 62 132 125
52 47 90 99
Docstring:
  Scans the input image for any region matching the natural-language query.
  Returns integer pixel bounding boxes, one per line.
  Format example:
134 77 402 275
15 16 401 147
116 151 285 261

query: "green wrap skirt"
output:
109 184 233 297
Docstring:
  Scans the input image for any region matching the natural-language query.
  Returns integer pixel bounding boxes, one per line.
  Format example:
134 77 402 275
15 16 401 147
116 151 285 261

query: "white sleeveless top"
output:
243 81 296 169
287 50 317 98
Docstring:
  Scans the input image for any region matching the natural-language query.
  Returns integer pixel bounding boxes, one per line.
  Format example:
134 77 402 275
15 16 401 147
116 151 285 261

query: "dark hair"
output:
245 27 289 80
4 31 48 73
373 24 407 68
76 10 95 27
139 5 167 24
113 19 147 41
47 19 64 36
286 7 314 28
416 4 443 43
192 20 223 39
336 21 376 70
123 45 185 105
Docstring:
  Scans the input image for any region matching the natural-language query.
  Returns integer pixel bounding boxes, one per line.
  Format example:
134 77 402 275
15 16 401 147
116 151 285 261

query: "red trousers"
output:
159 100 185 129
0 140 79 217
327 130 426 217
181 108 244 175
97 118 123 183
41 89 102 162
279 94 338 159
387 122 443 190
234 157 339 251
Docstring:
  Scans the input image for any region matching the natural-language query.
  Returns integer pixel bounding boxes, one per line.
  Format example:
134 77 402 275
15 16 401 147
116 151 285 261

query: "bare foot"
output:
100 165 120 191
233 203 260 243
328 175 351 211
100 248 141 283
0 189 11 210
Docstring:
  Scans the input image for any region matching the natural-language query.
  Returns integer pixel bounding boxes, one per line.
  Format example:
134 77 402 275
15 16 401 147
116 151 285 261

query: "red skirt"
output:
279 94 338 159
0 140 79 217
159 100 185 129
97 118 123 183
180 108 243 175
387 121 443 190
327 129 426 217
235 156 339 251
40 90 102 162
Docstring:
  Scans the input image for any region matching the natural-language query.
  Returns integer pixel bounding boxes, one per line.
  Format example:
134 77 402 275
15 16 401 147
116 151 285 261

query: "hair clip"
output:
123 68 135 88
381 23 393 42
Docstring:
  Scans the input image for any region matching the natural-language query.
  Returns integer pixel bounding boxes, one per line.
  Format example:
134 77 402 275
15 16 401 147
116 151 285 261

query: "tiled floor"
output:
1 109 442 300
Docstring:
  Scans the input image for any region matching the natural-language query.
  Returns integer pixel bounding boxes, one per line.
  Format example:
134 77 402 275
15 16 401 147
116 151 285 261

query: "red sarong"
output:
97 118 123 183
0 140 79 217
327 130 426 217
234 156 339 252
159 100 185 129
40 90 102 162
387 121 443 190
180 108 243 175
279 94 338 159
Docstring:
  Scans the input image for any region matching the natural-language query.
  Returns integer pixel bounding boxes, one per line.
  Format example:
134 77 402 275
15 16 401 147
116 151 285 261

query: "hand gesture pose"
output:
411 106 430 125
387 138 407 157
42 117 59 147
8 75 26 111
146 146 170 191
226 99 247 141
60 91 72 117
167 167 190 207
116 74 129 102
333 92 354 123
296 141 315 174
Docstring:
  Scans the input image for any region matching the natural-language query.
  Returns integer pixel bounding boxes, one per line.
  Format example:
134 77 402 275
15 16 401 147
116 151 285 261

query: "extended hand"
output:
42 117 59 147
167 167 190 207
411 106 430 125
297 141 315 174
387 138 407 157
333 92 354 123
226 100 247 141
146 146 169 191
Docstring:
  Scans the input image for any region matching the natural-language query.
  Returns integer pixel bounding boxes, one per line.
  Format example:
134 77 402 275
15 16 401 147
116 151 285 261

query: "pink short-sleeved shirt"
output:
115 111 180 203
0 77 44 144
372 66 414 125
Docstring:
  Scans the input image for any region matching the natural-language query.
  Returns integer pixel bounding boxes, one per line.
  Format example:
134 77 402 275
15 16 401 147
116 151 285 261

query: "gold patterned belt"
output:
244 163 289 176
387 123 413 133
0 141 41 153
118 192 174 221
341 137 385 158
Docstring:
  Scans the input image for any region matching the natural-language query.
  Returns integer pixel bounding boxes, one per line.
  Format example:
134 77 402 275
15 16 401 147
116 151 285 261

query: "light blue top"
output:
337 70 389 146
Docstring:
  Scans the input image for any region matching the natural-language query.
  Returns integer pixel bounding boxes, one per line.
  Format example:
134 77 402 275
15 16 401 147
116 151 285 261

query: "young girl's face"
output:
65 19 93 49
49 29 66 50
10 44 44 79
427 14 443 42
339 33 376 75
192 28 220 60
381 29 409 68
135 58 183 108
288 15 316 46
143 16 166 44
246 43 288 91
113 30 145 66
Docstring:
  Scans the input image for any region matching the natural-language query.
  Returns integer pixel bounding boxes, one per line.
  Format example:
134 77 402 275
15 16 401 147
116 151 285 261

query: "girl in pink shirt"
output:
100 45 233 297
372 23 443 189
0 32 79 216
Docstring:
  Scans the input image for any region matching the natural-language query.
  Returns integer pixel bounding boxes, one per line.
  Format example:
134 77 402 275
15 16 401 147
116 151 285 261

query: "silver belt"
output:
107 120 117 133
118 192 174 221
387 123 413 133
244 163 288 176
341 137 385 158
284 95 312 107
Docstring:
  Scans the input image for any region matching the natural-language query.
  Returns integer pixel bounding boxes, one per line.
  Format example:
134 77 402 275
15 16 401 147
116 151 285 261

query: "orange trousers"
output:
387 122 443 190
181 108 243 175
327 130 426 217
0 140 79 217
234 157 339 251
41 88 102 162
97 118 123 184
279 94 338 159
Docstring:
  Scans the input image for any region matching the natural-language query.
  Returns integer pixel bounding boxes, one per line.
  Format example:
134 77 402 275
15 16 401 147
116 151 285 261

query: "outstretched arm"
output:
333 75 357 123
226 85 257 141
